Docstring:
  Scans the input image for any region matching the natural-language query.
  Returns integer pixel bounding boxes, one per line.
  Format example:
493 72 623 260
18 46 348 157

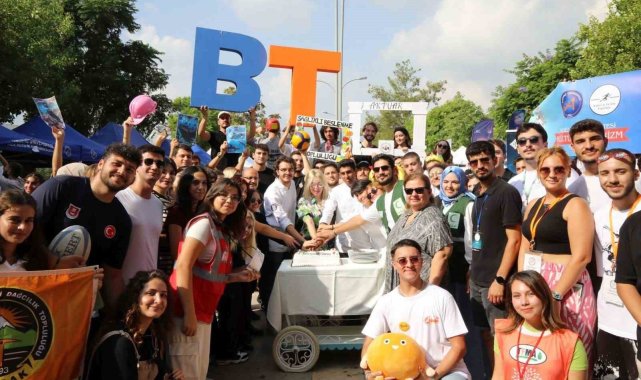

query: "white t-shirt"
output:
185 217 218 263
320 183 369 252
509 168 581 209
116 187 163 283
360 204 388 248
0 260 26 271
568 174 609 213
594 200 641 340
264 179 298 252
362 285 470 378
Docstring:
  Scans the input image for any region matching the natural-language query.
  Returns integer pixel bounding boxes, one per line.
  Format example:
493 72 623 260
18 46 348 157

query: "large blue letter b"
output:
191 28 267 112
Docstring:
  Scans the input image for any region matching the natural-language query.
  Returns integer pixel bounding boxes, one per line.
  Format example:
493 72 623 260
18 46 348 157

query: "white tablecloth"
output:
267 250 387 331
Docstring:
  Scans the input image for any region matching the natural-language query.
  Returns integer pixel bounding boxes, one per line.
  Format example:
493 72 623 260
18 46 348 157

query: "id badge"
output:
602 273 624 307
472 231 483 251
523 251 543 273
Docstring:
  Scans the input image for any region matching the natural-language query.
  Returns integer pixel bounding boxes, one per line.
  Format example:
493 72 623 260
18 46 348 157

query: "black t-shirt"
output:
501 169 515 182
32 176 132 269
470 177 522 287
208 130 240 169
615 211 641 346
257 167 275 195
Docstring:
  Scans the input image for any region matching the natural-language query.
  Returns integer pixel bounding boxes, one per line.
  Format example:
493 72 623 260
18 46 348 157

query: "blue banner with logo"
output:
529 70 641 154
471 119 494 142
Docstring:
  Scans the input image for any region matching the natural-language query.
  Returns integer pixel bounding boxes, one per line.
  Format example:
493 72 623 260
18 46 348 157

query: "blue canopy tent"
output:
0 125 55 156
16 118 106 163
91 122 150 147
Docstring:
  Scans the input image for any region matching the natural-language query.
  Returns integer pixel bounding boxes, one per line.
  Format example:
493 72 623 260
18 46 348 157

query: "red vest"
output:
170 213 231 324
495 319 578 380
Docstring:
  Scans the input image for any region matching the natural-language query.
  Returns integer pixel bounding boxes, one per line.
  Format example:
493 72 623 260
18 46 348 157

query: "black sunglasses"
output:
517 136 541 146
395 256 421 266
404 187 428 195
372 165 391 173
143 158 165 167
437 143 449 149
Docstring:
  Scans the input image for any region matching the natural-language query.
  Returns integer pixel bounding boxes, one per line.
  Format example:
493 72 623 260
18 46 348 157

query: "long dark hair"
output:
204 178 247 240
100 270 173 347
0 190 49 270
501 270 567 333
432 140 452 163
393 127 412 148
176 166 210 217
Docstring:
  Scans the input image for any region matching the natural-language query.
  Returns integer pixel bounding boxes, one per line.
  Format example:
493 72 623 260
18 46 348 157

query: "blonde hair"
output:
302 169 329 202
223 167 239 179
536 147 571 169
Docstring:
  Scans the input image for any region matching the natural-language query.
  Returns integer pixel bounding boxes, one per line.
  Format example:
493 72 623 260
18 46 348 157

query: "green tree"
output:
426 92 486 149
572 0 641 79
0 0 169 137
367 60 446 141
488 39 581 135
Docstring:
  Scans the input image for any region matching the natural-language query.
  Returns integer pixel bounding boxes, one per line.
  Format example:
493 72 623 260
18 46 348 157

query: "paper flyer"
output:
176 114 198 145
378 140 394 155
33 96 65 129
148 123 171 145
226 125 247 154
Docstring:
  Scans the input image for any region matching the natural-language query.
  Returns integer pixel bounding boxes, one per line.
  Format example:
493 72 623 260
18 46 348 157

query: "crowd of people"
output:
1 106 641 380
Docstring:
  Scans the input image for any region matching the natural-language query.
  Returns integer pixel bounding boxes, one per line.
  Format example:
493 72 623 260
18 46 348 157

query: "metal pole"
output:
335 0 340 119
337 0 345 120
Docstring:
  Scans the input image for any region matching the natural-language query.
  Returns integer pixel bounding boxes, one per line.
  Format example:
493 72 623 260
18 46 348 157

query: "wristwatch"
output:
495 275 506 285
552 291 563 301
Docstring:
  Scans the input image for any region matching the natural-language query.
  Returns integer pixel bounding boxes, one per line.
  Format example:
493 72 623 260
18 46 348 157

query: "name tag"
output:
523 251 543 273
472 231 483 251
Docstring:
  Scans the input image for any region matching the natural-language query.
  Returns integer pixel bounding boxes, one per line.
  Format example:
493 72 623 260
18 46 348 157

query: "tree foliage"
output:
572 0 641 79
367 60 446 141
0 0 169 136
426 92 486 149
488 39 581 135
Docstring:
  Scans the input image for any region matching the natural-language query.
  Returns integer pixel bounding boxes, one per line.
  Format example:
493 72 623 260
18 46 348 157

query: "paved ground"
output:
207 295 364 380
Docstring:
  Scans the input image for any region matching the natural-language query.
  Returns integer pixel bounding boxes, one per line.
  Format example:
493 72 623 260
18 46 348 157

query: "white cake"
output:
291 249 342 267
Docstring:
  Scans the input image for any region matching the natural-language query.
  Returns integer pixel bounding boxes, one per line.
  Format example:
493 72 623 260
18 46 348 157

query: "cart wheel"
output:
272 326 320 372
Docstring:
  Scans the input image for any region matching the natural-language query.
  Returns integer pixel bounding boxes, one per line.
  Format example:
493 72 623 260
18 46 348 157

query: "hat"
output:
265 118 280 132
357 161 370 168
129 95 157 125
56 162 89 177
424 154 445 164
218 111 231 119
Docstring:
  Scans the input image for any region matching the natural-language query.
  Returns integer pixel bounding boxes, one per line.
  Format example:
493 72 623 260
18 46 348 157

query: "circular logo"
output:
104 225 116 239
63 146 72 158
0 288 53 377
560 91 583 118
399 321 410 332
590 84 621 115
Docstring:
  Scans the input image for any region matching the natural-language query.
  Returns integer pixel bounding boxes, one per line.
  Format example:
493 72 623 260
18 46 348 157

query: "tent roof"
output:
90 122 150 148
0 125 55 156
15 118 105 163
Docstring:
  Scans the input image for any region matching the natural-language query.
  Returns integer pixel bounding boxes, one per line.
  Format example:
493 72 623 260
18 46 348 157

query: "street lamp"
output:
317 76 367 119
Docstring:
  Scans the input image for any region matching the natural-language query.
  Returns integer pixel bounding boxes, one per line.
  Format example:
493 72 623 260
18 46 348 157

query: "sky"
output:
126 0 610 124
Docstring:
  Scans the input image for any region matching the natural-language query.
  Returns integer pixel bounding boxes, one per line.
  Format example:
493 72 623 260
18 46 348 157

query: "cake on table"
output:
291 249 342 267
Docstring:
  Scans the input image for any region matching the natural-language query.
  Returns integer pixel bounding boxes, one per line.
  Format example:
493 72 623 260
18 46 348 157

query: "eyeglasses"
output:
468 157 491 167
143 158 165 168
437 143 449 149
395 256 421 266
598 151 635 165
538 166 566 176
372 165 391 173
517 136 541 146
404 187 428 195
219 194 241 203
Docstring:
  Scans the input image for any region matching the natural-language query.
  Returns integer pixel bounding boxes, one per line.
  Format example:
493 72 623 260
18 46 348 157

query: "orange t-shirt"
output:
495 319 578 379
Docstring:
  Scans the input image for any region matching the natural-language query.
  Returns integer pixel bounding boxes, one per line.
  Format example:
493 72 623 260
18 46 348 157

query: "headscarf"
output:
439 166 475 206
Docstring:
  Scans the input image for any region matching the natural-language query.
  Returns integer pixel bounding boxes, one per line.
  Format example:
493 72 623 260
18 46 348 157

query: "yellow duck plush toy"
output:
360 332 427 380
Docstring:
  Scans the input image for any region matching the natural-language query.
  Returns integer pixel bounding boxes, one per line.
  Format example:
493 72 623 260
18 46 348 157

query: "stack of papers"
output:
347 249 380 264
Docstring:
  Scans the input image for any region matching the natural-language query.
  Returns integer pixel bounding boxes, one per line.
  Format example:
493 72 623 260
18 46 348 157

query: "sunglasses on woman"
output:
404 187 428 195
437 143 449 149
395 256 421 266
538 166 566 176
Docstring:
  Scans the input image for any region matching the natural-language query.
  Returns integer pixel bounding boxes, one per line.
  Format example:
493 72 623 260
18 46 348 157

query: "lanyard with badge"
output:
522 193 570 272
603 195 641 306
472 195 489 252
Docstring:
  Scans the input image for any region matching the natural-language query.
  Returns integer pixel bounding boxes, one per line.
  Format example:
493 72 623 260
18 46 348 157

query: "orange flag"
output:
0 267 97 379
